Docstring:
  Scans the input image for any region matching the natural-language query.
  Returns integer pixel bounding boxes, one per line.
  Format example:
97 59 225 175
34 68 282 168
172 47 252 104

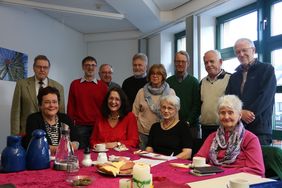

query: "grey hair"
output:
233 38 255 51
99 64 113 73
160 95 181 111
217 95 242 113
203 50 222 60
175 50 190 62
132 53 148 66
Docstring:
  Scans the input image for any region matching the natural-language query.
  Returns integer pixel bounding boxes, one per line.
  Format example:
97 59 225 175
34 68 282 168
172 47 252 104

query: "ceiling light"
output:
0 0 124 20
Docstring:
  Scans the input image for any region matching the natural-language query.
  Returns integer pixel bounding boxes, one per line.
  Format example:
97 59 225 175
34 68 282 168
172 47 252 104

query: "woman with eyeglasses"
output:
146 95 193 159
23 86 77 155
133 64 176 150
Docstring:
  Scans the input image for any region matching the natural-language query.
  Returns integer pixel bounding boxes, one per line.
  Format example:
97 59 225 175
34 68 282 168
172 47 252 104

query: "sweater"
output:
147 120 193 156
132 88 175 135
67 79 108 126
89 112 139 148
200 70 231 125
195 130 265 176
166 74 200 127
122 76 147 107
225 60 276 135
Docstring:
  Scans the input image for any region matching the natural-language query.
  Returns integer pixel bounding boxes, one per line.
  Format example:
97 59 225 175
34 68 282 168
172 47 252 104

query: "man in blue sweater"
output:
225 38 276 145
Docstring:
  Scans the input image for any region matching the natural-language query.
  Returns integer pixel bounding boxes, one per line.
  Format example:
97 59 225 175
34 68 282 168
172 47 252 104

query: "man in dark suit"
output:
10 55 65 135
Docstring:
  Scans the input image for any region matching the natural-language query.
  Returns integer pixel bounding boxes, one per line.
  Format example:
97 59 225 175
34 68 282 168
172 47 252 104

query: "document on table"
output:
137 151 176 161
187 172 274 188
133 158 166 167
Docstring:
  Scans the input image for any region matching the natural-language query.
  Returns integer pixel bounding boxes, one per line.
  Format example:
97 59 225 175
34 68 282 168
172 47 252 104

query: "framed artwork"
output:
0 47 28 81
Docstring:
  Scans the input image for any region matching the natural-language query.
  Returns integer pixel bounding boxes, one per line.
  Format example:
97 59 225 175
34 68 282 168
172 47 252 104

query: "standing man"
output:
98 64 120 89
200 50 231 141
226 38 276 145
167 51 200 138
11 55 65 135
67 56 108 149
122 53 148 108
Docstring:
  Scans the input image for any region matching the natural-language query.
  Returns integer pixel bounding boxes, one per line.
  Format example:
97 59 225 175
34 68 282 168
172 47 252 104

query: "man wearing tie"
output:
10 55 65 135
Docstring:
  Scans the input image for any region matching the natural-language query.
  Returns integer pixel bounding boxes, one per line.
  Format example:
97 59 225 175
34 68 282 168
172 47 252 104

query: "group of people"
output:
10 38 276 177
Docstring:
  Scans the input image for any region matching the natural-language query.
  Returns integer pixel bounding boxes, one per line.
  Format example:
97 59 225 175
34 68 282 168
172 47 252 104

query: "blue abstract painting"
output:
0 47 28 81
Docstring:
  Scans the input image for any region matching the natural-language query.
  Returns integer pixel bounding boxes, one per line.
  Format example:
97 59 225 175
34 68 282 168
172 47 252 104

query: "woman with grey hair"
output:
145 95 193 159
195 95 264 176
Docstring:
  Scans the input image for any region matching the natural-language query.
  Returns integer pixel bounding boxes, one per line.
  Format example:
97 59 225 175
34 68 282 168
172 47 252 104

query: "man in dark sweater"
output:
167 51 200 139
122 53 148 109
226 38 276 145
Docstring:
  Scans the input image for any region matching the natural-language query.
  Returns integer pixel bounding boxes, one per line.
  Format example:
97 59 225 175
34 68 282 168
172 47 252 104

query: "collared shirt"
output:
176 72 188 83
35 77 48 95
206 69 224 84
80 77 98 84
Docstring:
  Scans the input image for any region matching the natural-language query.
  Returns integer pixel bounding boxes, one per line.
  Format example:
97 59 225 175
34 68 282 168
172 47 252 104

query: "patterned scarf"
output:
143 82 171 118
209 121 245 165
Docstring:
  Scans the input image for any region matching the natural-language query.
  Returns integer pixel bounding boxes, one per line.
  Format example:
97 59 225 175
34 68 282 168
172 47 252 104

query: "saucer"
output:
92 148 109 153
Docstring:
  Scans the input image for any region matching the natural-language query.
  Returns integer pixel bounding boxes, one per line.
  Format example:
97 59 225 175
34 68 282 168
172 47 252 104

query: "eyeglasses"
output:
235 47 253 55
42 100 58 105
151 72 162 76
84 64 97 68
175 60 187 65
100 71 112 75
35 65 49 70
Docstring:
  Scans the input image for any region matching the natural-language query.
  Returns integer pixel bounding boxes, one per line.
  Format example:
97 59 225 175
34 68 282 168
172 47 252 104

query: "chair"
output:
262 145 282 180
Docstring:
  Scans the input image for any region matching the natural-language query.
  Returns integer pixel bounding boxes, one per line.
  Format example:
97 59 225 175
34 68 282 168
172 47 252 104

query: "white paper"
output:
138 152 176 161
133 158 166 167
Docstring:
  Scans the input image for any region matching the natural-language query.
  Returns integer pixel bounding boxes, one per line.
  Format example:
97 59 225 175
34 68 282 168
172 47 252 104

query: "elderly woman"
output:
133 64 175 150
195 95 264 176
90 87 139 149
23 86 77 154
146 95 192 159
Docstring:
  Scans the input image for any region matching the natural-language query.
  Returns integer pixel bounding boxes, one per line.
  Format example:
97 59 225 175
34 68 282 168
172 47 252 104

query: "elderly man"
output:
98 64 120 89
167 51 200 139
200 50 231 141
67 56 108 148
10 55 65 135
226 38 276 145
122 53 148 108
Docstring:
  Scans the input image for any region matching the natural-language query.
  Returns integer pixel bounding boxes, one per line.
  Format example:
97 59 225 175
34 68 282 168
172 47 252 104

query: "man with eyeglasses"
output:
226 38 276 145
98 64 120 89
11 55 65 135
167 51 201 140
67 56 107 149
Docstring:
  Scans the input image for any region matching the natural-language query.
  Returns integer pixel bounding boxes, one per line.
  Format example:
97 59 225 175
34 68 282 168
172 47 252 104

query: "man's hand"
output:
241 110 255 124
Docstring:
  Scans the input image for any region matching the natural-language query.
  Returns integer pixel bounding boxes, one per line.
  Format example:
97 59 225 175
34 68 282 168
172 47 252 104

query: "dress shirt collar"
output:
80 77 98 84
206 69 226 83
176 72 188 82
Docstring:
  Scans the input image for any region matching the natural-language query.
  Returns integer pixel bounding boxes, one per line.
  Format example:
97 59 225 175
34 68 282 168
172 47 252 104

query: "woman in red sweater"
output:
90 87 139 149
195 95 265 176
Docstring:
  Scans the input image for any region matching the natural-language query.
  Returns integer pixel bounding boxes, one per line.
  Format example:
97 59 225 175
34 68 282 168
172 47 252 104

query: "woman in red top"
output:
90 87 139 149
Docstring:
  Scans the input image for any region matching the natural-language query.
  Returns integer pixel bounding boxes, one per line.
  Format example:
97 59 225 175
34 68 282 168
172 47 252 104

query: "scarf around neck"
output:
143 82 171 118
209 121 245 165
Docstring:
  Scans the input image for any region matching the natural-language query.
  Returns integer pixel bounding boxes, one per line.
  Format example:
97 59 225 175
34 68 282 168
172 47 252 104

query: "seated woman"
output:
195 95 264 176
23 86 77 155
146 95 193 159
90 87 139 149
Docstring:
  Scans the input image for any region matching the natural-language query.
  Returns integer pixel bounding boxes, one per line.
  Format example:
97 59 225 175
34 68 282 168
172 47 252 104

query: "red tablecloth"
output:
0 149 239 188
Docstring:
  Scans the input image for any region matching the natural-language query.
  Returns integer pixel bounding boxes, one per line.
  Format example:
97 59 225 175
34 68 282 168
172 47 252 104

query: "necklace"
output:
161 119 179 130
109 113 120 120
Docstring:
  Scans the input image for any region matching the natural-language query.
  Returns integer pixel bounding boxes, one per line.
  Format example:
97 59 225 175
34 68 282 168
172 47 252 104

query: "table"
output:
0 149 272 188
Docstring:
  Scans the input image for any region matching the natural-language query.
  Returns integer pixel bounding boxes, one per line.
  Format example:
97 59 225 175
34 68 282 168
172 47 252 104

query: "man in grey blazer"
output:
10 55 65 135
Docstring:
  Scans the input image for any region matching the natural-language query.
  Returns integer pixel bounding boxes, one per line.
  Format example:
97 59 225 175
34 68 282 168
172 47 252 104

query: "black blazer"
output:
22 112 76 149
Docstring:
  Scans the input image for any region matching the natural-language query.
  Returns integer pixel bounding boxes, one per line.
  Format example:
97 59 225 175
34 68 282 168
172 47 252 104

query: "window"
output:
271 1 282 36
174 31 186 53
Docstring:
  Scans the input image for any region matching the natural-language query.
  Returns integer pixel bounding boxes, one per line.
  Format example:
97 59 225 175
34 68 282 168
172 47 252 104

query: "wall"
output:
0 4 86 151
87 39 138 85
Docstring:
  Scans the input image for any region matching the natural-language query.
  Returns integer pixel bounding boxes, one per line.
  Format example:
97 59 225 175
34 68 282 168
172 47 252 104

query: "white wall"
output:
87 39 138 85
0 5 86 151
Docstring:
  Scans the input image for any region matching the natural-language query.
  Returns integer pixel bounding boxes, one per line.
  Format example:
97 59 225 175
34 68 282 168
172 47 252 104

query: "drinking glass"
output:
66 155 79 182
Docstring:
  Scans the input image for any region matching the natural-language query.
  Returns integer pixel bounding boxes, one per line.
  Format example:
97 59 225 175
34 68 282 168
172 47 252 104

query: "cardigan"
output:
89 112 139 148
195 129 265 176
225 60 276 135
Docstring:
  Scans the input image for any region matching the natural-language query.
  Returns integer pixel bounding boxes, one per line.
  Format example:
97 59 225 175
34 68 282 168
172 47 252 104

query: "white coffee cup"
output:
97 152 108 164
94 143 106 151
229 179 249 188
192 156 206 167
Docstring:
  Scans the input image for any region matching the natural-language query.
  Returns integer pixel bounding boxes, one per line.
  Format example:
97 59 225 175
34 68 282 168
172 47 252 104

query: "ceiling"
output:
0 0 255 36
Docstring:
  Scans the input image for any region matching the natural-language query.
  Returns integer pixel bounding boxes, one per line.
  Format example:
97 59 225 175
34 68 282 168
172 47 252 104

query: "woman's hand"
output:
105 142 118 149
